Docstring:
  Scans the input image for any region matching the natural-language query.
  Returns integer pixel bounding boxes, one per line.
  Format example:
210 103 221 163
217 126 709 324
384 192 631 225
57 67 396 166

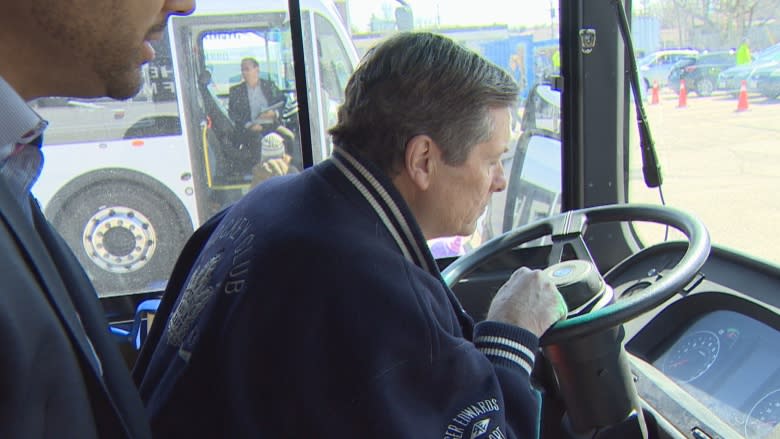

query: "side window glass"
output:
496 84 561 245
32 3 357 301
504 131 562 230
196 27 303 209
313 13 351 102
31 30 188 298
313 12 353 149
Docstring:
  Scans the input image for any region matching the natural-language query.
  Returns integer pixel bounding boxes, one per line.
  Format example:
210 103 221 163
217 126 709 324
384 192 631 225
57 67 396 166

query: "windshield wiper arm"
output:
613 0 663 188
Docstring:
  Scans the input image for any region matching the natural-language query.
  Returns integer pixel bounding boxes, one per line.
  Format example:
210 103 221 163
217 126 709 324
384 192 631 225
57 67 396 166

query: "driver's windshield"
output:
627 2 779 266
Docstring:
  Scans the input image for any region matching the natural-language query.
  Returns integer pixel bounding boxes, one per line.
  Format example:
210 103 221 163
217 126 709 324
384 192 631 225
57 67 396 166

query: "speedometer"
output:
662 330 720 383
745 388 780 439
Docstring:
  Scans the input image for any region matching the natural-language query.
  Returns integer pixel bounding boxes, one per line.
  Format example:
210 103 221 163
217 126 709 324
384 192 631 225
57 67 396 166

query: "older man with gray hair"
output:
137 32 567 438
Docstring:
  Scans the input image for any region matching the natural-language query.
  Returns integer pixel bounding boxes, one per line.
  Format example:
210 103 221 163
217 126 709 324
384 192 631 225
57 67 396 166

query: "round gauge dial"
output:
745 388 780 439
662 330 720 383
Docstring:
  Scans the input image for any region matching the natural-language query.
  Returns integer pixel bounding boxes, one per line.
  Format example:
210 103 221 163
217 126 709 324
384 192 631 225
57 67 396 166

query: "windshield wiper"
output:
613 0 663 189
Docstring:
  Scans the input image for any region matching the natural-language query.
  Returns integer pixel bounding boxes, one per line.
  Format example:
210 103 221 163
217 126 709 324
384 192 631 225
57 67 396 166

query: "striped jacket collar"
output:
330 147 438 277
328 148 474 335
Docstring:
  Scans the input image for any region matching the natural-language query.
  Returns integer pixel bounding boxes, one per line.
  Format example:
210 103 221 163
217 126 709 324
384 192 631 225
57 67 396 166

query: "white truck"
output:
32 0 358 297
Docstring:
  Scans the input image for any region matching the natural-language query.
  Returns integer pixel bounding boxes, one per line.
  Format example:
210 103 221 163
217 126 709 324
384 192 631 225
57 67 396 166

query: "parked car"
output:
668 51 736 96
638 49 698 95
718 43 780 95
748 62 780 98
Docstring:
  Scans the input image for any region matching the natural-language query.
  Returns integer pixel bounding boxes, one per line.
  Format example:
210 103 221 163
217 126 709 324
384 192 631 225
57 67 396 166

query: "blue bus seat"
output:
110 298 162 350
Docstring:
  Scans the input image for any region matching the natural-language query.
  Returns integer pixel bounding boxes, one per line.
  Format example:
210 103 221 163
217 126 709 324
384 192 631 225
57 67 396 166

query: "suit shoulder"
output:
228 83 245 94
261 79 281 92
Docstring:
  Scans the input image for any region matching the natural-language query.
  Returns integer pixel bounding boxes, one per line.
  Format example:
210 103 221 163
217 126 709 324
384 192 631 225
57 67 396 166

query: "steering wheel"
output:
441 203 710 345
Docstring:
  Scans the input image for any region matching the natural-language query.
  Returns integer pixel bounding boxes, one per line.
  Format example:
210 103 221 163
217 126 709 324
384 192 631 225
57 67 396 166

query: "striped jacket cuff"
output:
473 321 539 376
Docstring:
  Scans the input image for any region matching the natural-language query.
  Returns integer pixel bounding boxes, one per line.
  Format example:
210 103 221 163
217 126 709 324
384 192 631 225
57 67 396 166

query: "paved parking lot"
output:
629 90 779 264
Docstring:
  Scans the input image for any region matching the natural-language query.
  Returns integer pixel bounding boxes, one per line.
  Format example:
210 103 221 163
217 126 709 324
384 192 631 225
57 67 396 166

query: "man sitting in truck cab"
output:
228 57 285 155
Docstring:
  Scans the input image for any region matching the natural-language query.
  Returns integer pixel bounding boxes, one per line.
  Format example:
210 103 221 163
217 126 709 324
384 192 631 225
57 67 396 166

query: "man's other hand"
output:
486 267 568 338
249 111 278 132
251 154 292 187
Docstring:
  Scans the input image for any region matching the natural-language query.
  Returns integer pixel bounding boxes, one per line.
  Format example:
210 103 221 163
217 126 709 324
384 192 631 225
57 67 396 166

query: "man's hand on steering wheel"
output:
486 267 569 338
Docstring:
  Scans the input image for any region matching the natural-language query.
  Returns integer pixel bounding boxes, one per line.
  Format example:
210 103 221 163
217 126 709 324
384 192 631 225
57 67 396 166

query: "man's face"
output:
28 0 194 99
241 61 260 85
427 107 510 237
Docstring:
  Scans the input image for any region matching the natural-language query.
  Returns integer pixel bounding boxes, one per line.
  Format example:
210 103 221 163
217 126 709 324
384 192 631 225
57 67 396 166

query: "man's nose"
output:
492 162 507 193
167 0 196 16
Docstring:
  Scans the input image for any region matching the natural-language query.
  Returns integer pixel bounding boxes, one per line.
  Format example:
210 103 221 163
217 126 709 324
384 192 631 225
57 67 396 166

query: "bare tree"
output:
653 0 778 49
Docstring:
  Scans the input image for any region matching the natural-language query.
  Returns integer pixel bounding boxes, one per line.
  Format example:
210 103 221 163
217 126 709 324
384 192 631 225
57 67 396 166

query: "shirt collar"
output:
0 75 48 148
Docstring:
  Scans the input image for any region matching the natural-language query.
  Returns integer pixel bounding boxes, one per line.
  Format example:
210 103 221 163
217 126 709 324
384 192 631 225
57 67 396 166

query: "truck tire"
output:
47 177 193 296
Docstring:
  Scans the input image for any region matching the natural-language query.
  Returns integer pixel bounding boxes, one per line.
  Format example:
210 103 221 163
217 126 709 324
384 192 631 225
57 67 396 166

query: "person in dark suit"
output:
0 0 194 437
228 57 285 153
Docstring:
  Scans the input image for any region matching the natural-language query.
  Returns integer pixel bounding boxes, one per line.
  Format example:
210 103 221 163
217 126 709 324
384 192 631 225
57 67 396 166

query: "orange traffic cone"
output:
677 79 687 108
736 80 749 112
651 80 660 105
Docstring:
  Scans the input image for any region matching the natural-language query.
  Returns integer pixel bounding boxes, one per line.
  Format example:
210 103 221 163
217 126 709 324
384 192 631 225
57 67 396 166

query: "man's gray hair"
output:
329 32 519 175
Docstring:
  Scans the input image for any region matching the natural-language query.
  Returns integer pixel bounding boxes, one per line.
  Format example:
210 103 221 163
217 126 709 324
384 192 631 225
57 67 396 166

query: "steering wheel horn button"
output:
552 266 574 278
543 260 614 316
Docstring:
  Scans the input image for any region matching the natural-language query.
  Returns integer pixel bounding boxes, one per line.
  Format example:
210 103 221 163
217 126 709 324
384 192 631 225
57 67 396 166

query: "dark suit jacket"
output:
0 178 151 438
227 79 283 151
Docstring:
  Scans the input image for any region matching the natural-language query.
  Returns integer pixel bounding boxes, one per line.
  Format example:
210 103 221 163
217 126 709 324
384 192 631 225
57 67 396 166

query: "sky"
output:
346 0 556 32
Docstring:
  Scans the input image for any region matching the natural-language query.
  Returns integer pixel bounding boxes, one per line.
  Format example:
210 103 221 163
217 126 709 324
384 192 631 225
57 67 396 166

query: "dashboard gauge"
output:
745 388 780 439
720 327 740 349
662 330 720 383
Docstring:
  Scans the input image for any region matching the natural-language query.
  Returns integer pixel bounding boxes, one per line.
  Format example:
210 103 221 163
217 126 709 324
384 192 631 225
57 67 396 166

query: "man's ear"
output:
404 134 437 191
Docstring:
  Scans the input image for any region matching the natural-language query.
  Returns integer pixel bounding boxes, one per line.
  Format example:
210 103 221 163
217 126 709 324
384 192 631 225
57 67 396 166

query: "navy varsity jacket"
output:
137 148 542 438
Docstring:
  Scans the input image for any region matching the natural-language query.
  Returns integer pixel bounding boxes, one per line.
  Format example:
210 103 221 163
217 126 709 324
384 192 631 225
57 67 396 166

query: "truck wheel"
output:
49 179 192 295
